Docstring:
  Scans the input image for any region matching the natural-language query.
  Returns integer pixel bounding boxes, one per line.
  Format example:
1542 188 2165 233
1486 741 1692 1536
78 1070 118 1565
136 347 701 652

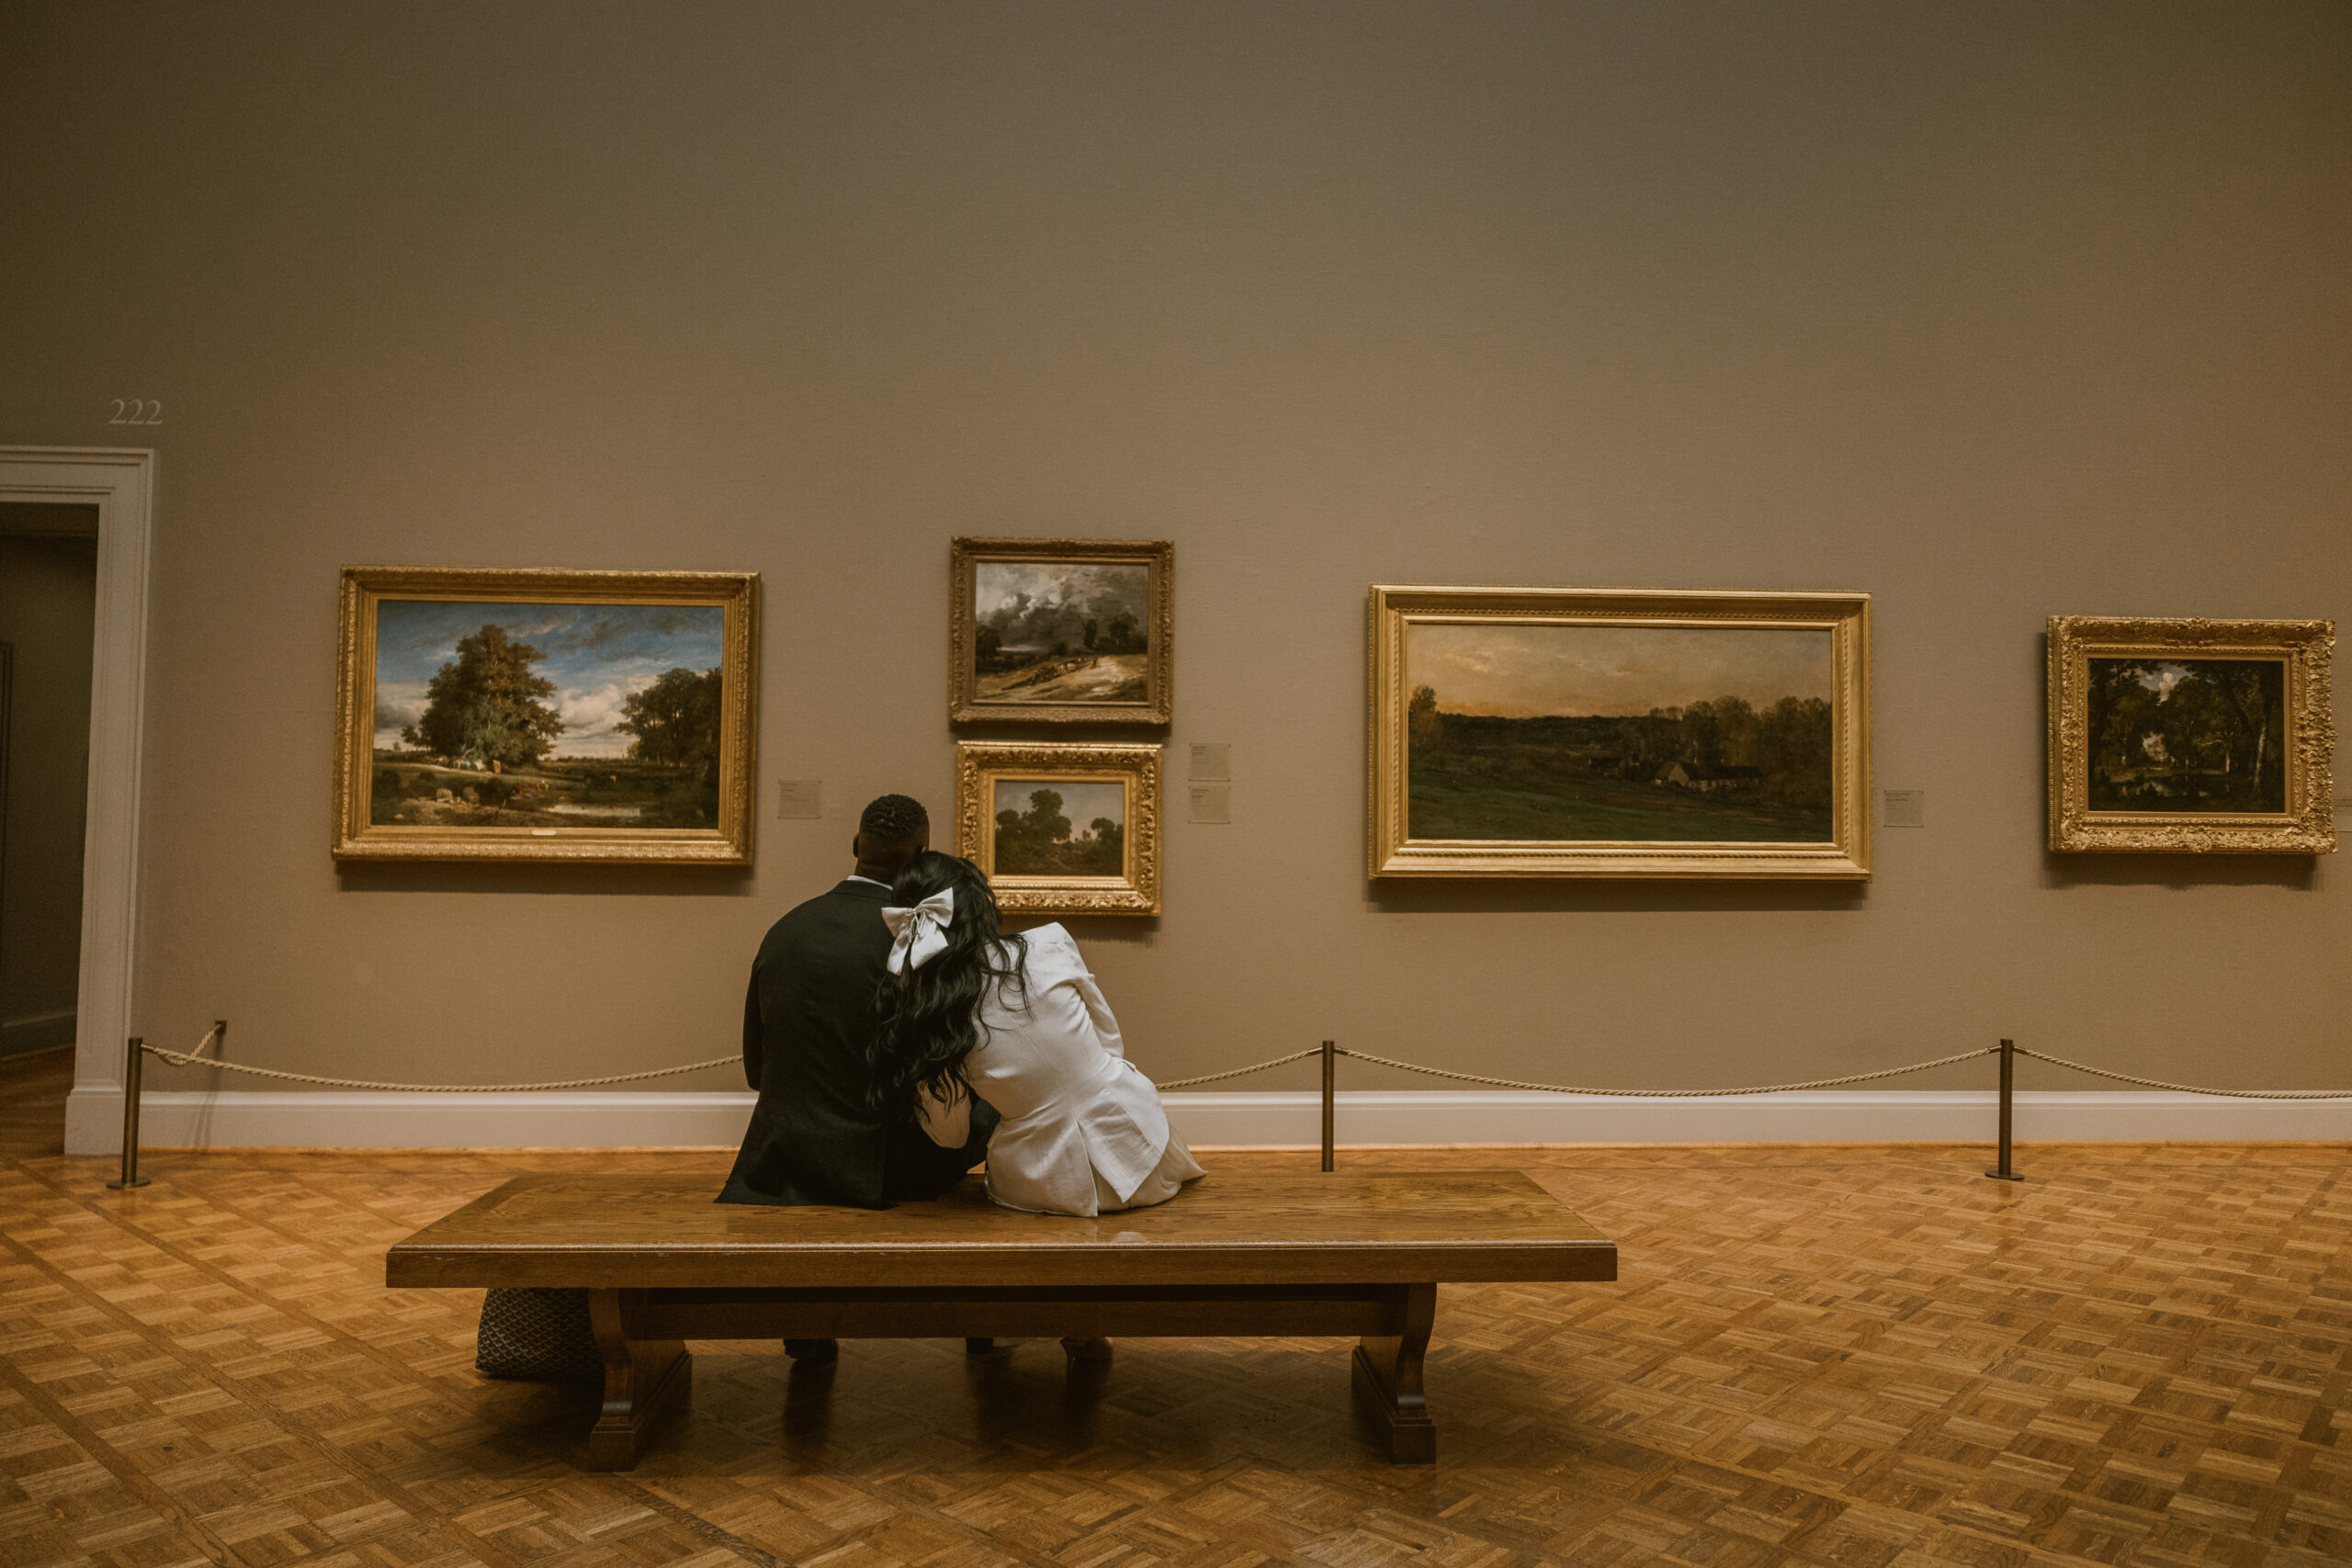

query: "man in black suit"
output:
720 793 997 1215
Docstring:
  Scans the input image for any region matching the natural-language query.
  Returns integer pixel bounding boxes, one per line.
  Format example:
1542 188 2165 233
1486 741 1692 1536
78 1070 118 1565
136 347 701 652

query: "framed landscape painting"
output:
956 741 1161 914
2048 615 2335 854
334 566 759 863
1369 586 1872 878
950 537 1172 724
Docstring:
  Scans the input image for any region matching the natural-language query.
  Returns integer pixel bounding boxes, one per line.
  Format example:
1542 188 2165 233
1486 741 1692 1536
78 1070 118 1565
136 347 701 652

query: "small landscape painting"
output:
370 600 729 829
2084 657 2287 813
1407 622 1838 843
951 538 1172 723
992 778 1126 876
956 740 1161 914
2047 615 2333 854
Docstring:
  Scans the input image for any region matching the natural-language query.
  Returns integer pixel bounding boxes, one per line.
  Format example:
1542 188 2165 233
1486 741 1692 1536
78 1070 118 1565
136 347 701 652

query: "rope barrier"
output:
141 1040 739 1093
1157 1048 1325 1089
136 1034 2352 1102
2013 1047 2352 1100
104 1025 2352 1193
1329 1045 1999 1097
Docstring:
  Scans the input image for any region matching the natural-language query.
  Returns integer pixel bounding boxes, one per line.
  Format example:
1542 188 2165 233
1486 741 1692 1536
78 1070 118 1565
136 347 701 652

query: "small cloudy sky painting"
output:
373 600 725 758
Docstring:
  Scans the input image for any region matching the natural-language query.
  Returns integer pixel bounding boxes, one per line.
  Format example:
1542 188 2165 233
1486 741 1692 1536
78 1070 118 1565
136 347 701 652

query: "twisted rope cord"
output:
1155 1049 1323 1089
2014 1047 2352 1100
1332 1045 1998 1097
142 1041 739 1093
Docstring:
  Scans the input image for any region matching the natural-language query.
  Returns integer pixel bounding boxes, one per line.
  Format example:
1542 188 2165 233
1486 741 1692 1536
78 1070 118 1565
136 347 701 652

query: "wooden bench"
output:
385 1168 1616 1468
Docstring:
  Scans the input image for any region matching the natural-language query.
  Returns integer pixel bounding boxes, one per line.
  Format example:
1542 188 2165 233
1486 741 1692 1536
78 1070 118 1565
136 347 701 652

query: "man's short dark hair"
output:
859 794 929 844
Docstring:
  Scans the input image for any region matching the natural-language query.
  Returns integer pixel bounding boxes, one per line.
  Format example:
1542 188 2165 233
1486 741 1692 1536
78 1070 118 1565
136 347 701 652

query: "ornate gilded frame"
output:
950 537 1172 725
333 566 760 864
2047 615 2335 854
956 741 1162 915
1369 585 1872 879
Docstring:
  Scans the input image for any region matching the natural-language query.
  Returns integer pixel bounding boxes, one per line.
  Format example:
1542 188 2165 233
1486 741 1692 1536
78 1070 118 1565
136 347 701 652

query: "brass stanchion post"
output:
107 1037 149 1190
1984 1038 2023 1182
1320 1040 1336 1172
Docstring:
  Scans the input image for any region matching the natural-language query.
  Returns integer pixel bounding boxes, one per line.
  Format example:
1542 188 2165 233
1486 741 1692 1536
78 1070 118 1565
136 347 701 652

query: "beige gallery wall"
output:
0 1 2344 1106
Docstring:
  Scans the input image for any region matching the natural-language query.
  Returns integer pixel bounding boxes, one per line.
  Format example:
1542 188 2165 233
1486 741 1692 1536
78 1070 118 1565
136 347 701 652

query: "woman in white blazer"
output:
869 852 1204 1217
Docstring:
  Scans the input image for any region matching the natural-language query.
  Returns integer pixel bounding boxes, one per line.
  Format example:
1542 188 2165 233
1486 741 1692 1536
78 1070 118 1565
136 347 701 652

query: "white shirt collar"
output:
846 874 893 890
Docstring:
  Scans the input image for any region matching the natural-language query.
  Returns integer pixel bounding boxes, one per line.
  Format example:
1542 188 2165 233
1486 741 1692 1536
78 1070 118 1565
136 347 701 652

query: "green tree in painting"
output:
1757 696 1833 807
994 788 1122 875
619 667 723 781
1408 685 1443 749
402 624 564 767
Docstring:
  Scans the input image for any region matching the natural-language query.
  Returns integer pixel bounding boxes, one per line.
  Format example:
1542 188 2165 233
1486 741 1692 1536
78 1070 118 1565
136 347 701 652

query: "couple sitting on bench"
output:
717 793 1204 1360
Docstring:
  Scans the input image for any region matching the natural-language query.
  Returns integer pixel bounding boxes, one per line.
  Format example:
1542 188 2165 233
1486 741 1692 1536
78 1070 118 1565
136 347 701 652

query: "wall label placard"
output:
1188 783 1232 823
1188 743 1230 781
776 780 822 819
1883 789 1925 828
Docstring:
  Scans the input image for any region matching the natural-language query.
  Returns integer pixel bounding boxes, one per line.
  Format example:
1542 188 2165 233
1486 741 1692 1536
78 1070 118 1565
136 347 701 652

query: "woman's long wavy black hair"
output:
868 852 1028 1122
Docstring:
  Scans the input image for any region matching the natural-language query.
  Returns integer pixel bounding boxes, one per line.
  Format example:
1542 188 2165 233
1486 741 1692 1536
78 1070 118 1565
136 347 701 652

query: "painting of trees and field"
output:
2086 658 2288 813
369 601 728 829
992 779 1126 875
972 561 1150 705
1408 623 1838 842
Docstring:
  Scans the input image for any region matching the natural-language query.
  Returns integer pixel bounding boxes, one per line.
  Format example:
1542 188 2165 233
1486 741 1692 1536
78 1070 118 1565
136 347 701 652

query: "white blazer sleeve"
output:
1073 973 1125 1061
916 1079 971 1149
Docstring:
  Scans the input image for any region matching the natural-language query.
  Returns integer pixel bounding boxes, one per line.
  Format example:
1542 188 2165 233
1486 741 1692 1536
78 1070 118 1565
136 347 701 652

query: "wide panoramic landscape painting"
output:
992 778 1126 876
1407 623 1838 842
2084 657 2288 814
369 600 729 830
971 560 1153 706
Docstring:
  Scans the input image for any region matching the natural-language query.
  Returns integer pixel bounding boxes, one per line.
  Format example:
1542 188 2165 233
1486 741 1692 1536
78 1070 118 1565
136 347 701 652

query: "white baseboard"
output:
60 1085 2352 1156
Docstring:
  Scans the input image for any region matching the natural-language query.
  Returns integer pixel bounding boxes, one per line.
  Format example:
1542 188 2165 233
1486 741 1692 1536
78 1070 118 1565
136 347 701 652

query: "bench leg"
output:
1351 1282 1436 1464
584 1289 690 1472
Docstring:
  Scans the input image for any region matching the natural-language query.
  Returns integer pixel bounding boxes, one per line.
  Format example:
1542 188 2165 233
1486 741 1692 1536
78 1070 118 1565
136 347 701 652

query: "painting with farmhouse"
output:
334 568 759 863
2048 615 2334 854
951 538 1172 724
956 741 1161 914
1369 587 1872 879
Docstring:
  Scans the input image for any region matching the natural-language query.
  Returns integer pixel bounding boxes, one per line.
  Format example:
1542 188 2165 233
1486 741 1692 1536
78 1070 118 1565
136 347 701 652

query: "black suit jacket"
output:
718 878 995 1207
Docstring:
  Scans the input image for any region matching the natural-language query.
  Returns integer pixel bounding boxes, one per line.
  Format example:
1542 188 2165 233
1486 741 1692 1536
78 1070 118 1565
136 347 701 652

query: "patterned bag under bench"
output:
475 1287 602 1382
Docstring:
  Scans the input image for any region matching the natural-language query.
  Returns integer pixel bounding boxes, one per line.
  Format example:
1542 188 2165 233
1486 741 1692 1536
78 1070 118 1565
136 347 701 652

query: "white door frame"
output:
0 447 153 1151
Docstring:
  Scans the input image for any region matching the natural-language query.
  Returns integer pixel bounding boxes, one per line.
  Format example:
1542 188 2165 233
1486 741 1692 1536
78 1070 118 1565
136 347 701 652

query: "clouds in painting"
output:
975 562 1148 651
373 601 725 756
1409 624 1833 717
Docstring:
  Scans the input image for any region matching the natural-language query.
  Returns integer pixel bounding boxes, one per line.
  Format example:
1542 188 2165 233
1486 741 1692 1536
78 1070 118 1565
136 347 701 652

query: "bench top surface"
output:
386 1169 1617 1289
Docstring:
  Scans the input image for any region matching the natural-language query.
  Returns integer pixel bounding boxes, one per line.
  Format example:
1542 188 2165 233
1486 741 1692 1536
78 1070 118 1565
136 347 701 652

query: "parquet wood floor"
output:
3 1051 2347 1568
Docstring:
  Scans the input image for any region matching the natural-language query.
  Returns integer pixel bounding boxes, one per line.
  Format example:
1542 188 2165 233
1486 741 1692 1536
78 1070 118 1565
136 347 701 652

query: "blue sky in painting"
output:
373 600 725 757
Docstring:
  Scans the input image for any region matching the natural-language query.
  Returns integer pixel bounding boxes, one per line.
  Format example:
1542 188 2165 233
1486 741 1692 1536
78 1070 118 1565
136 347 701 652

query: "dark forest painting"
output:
2085 657 2288 813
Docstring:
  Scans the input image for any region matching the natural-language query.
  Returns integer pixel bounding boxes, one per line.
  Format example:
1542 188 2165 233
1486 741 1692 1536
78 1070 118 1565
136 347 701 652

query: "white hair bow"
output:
881 888 956 974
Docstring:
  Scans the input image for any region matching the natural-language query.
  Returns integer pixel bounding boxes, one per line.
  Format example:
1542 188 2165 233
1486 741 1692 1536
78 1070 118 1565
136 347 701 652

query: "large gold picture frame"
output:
950 537 1173 725
334 566 759 864
1370 585 1872 879
956 741 1162 915
2047 615 2335 854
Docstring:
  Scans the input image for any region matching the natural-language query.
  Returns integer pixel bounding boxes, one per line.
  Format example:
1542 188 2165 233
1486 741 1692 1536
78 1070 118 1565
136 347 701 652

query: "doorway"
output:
0 503 100 1059
0 448 154 1154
